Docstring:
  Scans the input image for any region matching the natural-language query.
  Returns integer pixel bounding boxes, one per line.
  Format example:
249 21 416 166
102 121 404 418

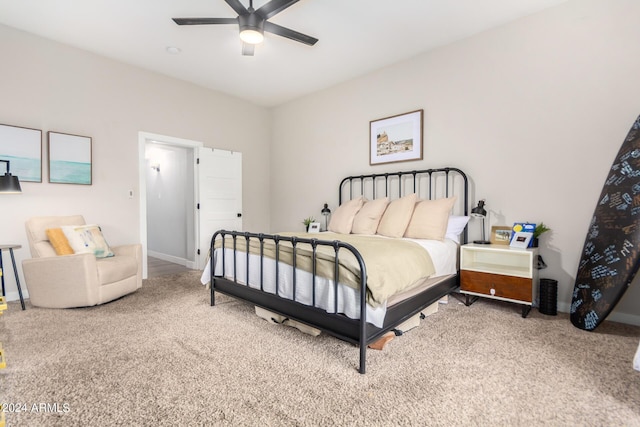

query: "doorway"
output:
138 132 243 279
138 132 202 279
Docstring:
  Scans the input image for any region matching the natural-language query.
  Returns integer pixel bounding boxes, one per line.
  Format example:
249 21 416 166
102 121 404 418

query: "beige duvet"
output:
214 232 435 307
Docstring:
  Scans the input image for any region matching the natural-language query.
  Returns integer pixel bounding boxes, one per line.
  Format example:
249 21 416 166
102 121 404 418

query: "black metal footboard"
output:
210 230 384 373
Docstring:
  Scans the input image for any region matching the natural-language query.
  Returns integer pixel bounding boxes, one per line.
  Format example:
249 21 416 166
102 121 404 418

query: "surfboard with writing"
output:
571 115 640 331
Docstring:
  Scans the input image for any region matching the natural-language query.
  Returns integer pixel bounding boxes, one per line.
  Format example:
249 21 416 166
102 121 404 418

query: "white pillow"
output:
61 224 114 258
328 197 365 234
445 215 470 243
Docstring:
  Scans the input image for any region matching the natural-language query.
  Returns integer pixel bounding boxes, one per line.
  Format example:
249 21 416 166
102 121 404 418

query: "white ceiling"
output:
0 0 570 107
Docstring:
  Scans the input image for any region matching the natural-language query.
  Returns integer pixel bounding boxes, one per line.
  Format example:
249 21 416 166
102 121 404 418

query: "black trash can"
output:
539 278 558 315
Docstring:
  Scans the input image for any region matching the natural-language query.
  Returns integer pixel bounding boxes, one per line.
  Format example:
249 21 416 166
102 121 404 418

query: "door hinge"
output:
197 158 200 164
197 203 200 209
197 249 201 255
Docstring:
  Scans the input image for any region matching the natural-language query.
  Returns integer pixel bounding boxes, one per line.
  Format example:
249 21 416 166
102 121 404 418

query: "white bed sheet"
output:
201 235 458 328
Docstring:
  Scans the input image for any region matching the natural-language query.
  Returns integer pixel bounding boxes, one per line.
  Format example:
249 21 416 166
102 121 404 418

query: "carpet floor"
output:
1 271 639 426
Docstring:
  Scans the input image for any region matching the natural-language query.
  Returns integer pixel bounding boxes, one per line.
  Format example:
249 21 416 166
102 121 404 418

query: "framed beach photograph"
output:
48 131 92 185
490 226 512 245
0 124 42 182
370 109 423 165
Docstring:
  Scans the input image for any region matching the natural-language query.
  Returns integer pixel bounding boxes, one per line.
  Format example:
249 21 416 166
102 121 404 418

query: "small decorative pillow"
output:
61 224 114 258
404 197 457 240
351 198 389 235
328 197 365 234
376 193 418 238
46 228 75 255
445 215 470 243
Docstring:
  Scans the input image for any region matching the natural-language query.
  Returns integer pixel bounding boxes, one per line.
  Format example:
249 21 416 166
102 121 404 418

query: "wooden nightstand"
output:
460 243 539 318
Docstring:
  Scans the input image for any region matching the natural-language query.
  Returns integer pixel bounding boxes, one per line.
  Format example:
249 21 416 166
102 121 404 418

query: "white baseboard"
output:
606 311 640 327
147 250 196 269
3 289 28 303
557 301 640 327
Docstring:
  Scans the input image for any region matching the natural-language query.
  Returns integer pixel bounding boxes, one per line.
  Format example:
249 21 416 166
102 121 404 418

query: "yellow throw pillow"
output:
46 228 75 255
61 224 114 258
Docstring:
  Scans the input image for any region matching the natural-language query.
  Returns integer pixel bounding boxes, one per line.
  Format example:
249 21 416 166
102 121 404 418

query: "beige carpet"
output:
1 271 639 426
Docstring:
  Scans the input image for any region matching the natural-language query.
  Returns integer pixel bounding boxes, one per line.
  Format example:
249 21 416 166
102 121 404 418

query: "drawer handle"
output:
490 288 496 296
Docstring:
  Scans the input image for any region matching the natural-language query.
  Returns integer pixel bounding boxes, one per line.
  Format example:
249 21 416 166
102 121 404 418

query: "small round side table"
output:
0 244 26 310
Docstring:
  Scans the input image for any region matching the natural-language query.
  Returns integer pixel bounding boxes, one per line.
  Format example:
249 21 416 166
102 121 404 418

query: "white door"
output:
197 147 242 268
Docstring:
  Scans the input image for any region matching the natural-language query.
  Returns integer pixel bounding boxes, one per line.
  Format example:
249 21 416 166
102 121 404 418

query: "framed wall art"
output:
370 109 423 165
0 124 42 182
48 131 92 185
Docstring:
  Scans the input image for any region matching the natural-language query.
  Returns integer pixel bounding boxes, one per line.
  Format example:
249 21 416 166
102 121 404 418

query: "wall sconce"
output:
150 162 161 172
471 199 490 244
321 203 331 231
0 160 22 194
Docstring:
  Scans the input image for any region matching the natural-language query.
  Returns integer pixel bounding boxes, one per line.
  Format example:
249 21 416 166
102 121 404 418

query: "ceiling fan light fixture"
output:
239 28 264 44
238 13 265 45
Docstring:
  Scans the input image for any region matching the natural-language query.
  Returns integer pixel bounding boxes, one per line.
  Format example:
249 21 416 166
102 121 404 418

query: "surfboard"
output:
570 115 640 331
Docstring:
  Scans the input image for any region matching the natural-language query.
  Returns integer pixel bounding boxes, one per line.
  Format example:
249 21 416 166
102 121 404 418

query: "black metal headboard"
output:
338 167 469 242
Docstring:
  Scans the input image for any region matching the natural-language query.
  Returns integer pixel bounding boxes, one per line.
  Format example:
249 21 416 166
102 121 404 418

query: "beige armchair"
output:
22 215 142 308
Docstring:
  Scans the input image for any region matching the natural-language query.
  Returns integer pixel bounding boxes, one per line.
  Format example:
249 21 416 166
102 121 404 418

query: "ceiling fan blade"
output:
224 0 249 16
242 42 255 56
256 0 300 19
264 21 317 46
173 18 237 25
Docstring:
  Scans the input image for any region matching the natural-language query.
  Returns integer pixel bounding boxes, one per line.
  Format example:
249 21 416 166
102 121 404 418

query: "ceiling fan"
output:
172 0 318 56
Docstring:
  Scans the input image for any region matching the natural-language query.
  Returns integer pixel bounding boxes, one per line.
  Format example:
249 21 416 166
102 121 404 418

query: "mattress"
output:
202 234 458 328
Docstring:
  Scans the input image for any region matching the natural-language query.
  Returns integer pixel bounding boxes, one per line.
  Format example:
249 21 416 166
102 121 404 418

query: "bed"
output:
207 167 470 373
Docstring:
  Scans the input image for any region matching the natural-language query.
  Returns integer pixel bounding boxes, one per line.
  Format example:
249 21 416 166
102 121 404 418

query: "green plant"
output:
302 216 316 229
533 222 551 239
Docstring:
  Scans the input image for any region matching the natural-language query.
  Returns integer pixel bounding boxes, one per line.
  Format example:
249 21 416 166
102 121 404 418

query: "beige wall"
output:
271 0 640 324
0 24 271 299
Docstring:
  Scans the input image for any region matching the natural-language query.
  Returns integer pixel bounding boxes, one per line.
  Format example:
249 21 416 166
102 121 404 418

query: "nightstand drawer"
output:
461 270 532 303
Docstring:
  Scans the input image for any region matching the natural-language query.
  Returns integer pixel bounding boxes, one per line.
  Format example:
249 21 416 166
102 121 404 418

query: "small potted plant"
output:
532 222 551 247
302 216 316 232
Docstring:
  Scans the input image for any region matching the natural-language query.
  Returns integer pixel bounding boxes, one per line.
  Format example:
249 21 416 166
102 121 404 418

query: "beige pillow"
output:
404 197 458 240
61 224 114 258
328 197 365 234
376 193 418 238
351 198 389 235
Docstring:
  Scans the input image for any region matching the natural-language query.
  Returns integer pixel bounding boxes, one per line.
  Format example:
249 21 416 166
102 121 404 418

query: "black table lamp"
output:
471 199 490 244
321 203 331 231
0 160 22 194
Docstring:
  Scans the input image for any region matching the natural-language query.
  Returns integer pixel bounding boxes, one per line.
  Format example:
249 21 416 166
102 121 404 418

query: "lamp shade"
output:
471 200 487 218
321 203 331 231
0 160 22 194
0 174 22 193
